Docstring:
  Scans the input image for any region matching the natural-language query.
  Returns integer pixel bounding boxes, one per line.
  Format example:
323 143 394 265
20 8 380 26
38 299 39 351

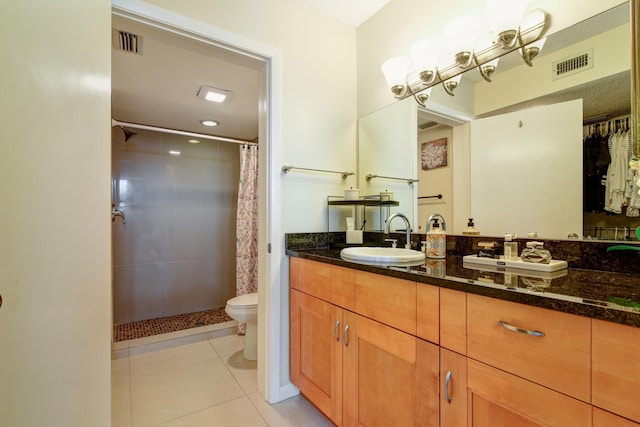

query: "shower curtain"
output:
235 144 259 333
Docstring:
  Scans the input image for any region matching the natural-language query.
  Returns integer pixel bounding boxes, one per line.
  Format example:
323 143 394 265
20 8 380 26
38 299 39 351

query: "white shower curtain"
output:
235 144 259 333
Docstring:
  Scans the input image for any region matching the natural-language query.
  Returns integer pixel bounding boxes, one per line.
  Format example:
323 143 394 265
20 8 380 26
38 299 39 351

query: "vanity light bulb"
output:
410 39 440 82
381 57 410 96
444 15 487 58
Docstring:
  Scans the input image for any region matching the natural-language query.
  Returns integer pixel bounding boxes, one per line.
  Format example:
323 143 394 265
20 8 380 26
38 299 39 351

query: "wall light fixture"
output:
381 1 548 107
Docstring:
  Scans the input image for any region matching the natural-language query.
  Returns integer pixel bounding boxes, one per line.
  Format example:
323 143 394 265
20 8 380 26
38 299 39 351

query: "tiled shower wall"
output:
112 129 239 324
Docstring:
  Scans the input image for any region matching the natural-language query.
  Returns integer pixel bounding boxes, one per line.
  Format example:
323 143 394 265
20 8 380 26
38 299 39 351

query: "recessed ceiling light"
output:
197 85 234 103
188 139 200 144
169 150 181 155
200 120 219 127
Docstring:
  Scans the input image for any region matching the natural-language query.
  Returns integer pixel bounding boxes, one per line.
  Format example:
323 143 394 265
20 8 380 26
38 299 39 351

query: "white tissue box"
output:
346 230 363 244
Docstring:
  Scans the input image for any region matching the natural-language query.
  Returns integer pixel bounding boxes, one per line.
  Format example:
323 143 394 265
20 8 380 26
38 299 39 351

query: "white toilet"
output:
225 292 258 360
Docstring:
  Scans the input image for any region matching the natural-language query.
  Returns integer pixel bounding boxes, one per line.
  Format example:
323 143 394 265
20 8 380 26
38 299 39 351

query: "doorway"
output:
111 1 280 400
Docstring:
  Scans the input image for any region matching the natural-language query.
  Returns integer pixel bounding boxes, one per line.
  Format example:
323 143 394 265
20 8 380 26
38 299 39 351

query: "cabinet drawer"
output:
467 294 591 402
593 319 640 424
331 265 356 311
291 258 331 302
355 271 416 334
417 283 439 344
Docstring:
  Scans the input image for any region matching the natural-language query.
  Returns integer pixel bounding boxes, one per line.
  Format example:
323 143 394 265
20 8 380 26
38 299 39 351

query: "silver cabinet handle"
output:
343 324 349 347
498 320 545 337
444 371 452 403
334 320 340 342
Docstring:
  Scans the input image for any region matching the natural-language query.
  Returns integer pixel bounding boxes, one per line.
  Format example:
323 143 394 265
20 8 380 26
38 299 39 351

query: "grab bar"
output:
365 174 418 185
282 165 354 179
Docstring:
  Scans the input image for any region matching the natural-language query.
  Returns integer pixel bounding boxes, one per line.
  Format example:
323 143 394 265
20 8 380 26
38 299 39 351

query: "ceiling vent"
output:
112 29 143 55
552 49 593 80
419 121 439 130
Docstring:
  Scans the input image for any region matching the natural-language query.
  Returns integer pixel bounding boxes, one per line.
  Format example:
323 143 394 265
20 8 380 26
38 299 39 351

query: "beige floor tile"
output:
130 340 218 378
130 357 244 426
211 333 245 358
247 392 334 427
111 358 132 427
222 348 258 395
156 395 268 427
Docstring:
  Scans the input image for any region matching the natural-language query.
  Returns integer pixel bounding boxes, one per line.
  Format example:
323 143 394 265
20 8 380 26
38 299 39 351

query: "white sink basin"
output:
340 247 425 265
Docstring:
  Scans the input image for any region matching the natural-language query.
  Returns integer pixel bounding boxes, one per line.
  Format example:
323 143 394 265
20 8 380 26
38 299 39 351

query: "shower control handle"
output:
111 204 126 224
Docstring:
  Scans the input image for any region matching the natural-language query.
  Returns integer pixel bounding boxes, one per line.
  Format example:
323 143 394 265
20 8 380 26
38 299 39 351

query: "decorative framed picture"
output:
421 138 448 170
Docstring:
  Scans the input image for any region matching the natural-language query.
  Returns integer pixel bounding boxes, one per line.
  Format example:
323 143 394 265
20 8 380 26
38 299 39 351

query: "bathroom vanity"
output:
287 240 640 427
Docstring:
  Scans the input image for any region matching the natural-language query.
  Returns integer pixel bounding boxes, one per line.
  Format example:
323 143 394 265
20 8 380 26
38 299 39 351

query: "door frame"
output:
111 0 288 402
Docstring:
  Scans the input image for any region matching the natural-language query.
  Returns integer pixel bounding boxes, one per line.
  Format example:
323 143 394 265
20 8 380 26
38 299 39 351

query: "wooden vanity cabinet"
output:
291 257 640 427
290 258 439 427
593 319 640 424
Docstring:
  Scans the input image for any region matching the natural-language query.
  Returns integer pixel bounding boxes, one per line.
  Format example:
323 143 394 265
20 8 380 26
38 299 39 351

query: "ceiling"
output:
111 15 263 142
302 0 391 27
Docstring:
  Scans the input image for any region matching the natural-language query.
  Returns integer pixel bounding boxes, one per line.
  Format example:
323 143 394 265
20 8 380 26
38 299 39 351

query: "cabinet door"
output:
290 290 342 424
440 348 467 427
467 359 591 427
593 407 640 427
593 319 640 424
342 314 439 427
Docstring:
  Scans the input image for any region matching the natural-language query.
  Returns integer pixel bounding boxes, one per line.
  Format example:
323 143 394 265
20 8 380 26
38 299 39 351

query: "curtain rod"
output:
111 119 258 146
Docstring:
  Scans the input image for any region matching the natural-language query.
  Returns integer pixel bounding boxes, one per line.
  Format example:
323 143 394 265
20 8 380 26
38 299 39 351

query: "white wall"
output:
0 0 112 426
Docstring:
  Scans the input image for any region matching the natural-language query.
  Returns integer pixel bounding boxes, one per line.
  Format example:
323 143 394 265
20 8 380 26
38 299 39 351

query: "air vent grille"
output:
112 29 143 55
552 49 593 80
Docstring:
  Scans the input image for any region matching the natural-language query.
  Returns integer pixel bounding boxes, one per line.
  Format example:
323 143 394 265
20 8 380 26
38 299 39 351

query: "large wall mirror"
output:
359 0 639 241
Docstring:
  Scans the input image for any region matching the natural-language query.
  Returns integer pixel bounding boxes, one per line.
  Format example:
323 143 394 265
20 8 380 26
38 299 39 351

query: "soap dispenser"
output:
426 218 446 259
462 218 480 236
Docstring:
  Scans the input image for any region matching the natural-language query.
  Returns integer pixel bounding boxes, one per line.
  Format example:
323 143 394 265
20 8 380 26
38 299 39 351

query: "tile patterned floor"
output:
112 334 334 427
114 309 233 342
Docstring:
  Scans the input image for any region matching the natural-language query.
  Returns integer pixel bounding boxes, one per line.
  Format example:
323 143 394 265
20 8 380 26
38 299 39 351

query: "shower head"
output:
120 126 137 142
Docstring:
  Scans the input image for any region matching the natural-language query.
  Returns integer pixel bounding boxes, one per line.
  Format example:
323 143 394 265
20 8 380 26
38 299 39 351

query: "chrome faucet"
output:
384 212 412 249
426 213 446 232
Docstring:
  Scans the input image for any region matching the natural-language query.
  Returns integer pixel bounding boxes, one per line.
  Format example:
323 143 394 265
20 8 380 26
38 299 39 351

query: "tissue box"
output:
346 230 363 244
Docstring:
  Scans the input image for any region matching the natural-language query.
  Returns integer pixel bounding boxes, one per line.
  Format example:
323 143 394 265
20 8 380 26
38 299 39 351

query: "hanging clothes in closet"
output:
583 124 610 212
604 124 629 214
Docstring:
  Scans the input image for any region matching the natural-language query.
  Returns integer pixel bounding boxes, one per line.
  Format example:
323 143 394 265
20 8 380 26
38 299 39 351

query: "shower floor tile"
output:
114 308 232 342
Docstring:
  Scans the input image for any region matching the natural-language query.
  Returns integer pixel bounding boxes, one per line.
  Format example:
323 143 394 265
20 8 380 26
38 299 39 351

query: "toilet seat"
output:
226 292 258 309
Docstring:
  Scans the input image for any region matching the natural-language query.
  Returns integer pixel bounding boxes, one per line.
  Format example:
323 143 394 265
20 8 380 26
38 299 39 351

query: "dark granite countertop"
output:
286 247 640 328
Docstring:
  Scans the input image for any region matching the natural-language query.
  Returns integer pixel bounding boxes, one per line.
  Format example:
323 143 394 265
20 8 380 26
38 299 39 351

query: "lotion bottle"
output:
503 233 518 261
426 218 446 259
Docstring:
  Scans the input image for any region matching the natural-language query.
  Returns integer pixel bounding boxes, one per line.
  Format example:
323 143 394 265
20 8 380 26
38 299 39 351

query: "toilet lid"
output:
226 292 258 308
